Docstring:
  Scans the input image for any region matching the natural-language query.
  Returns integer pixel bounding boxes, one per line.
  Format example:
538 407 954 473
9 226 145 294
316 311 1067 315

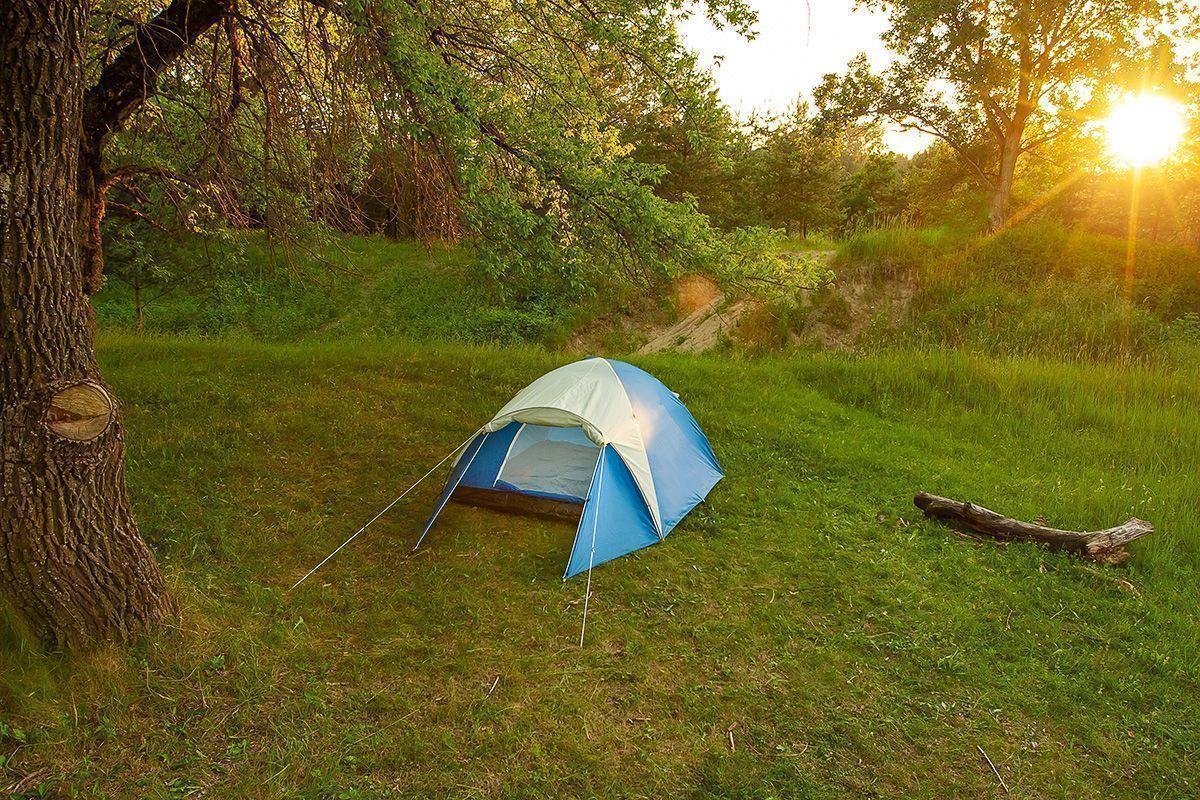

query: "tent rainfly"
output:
418 356 724 580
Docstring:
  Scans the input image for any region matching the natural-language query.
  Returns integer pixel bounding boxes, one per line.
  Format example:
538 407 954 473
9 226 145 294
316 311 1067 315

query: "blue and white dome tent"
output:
418 356 724 580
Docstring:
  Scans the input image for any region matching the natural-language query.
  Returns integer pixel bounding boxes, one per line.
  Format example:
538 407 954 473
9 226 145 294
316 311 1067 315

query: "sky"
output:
680 1 933 155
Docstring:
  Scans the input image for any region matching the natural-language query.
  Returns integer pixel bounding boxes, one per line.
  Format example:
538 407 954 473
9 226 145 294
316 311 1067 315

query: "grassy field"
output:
2 334 1198 798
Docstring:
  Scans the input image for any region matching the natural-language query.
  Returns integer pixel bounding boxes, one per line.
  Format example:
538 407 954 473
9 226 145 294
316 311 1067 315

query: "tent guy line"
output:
292 356 723 646
579 444 606 647
289 426 485 590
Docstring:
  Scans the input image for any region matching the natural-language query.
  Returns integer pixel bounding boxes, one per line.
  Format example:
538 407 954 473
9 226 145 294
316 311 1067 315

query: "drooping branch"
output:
83 0 233 158
78 0 233 293
914 492 1153 565
344 2 672 283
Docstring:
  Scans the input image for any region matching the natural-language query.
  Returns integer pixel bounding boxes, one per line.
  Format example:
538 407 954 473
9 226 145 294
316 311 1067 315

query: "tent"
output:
417 356 723 580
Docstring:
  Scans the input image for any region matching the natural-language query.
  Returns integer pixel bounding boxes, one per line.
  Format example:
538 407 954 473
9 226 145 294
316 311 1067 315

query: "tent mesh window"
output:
494 424 598 502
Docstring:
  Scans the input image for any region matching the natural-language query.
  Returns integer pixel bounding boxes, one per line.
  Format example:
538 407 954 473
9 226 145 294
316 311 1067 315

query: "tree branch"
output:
914 492 1152 565
78 0 232 293
83 0 233 160
887 112 997 189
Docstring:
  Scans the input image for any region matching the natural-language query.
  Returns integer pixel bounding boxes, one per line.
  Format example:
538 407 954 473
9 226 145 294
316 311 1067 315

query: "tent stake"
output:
580 445 606 647
290 427 483 590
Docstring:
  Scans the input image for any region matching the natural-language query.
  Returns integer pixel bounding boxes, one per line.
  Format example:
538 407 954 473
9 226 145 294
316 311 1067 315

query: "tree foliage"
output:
746 105 842 236
91 0 807 304
627 88 751 229
816 0 1178 230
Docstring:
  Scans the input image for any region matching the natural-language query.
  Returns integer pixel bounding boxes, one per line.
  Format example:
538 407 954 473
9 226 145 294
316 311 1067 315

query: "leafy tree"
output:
838 152 906 232
0 0 770 648
628 88 753 229
103 218 175 334
747 105 841 237
816 0 1174 231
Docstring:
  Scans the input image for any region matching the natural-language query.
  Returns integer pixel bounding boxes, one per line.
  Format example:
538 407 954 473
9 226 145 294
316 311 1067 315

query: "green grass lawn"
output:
2 335 1199 798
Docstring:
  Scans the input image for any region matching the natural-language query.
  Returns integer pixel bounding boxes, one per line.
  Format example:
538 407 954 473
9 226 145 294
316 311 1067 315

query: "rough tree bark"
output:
0 0 178 648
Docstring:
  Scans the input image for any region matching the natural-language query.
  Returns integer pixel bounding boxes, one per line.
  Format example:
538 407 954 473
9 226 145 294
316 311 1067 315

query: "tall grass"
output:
833 223 963 279
826 220 1200 362
776 230 840 251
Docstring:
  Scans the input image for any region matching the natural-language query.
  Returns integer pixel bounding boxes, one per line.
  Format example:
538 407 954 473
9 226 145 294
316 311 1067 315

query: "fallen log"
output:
914 492 1153 565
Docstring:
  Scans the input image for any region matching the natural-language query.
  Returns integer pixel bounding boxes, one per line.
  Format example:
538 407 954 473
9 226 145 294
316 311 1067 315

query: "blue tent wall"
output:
607 360 723 534
563 445 660 579
417 422 528 546
418 360 722 578
415 429 494 547
457 422 521 490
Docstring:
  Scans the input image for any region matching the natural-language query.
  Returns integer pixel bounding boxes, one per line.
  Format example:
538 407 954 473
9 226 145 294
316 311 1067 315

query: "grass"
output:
834 224 960 278
95 221 1200 364
93 233 590 345
777 232 841 252
812 221 1200 362
2 334 1198 797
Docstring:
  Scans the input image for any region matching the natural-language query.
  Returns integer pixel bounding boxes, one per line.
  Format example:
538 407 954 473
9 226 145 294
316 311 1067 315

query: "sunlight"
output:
1103 93 1187 168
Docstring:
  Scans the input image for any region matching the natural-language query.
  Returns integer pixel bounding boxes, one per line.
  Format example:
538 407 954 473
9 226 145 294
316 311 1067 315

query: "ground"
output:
2 335 1198 798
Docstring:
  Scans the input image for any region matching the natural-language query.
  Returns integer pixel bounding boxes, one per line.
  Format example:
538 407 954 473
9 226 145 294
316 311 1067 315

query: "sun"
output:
1103 94 1187 168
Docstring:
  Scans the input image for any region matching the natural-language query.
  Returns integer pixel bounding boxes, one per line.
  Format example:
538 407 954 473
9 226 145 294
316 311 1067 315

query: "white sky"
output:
680 1 933 155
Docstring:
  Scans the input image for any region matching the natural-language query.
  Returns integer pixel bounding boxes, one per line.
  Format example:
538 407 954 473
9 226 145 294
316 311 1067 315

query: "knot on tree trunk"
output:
44 380 114 442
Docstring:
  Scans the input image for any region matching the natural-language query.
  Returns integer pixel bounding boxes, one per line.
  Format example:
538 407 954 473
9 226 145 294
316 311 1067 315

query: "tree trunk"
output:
134 282 144 334
0 0 176 649
987 132 1022 233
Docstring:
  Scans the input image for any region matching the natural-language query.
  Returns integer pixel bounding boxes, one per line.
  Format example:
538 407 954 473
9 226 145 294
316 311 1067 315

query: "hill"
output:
92 223 1200 365
2 336 1197 797
786 222 1200 362
94 234 616 347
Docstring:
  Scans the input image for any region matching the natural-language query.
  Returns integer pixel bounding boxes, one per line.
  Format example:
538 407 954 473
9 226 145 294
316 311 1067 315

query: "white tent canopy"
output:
483 357 663 534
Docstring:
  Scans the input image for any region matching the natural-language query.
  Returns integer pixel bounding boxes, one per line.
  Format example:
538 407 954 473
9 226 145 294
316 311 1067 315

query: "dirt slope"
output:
571 250 916 356
637 275 752 354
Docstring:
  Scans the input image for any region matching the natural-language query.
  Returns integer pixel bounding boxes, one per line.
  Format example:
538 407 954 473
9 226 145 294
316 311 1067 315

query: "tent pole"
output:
580 444 606 647
290 427 484 590
413 428 487 551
